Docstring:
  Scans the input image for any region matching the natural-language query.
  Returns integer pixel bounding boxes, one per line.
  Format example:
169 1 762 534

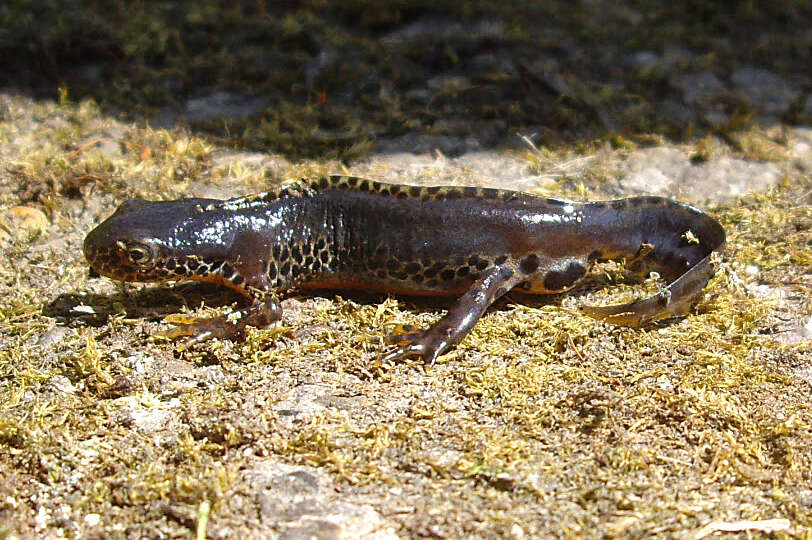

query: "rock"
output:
228 460 399 540
679 156 781 202
616 147 781 203
672 71 727 105
731 67 800 116
183 92 269 122
624 50 661 76
620 147 687 195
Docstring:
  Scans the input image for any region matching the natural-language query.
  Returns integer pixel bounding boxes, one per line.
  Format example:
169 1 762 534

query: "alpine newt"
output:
84 175 725 363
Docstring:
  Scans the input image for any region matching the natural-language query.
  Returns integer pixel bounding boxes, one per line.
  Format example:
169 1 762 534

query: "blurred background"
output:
1 0 810 159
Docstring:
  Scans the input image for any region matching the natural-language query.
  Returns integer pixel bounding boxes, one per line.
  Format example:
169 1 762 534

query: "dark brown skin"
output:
84 175 726 363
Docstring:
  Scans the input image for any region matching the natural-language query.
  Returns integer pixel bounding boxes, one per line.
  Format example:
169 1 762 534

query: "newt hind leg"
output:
381 263 521 365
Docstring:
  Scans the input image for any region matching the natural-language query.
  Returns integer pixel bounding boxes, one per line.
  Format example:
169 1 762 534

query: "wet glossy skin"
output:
84 175 726 363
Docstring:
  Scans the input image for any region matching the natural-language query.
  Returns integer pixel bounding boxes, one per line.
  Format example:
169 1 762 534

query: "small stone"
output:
37 326 74 349
1 206 49 242
48 375 76 395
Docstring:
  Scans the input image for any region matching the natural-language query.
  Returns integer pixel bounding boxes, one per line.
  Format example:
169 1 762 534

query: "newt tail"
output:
84 176 725 363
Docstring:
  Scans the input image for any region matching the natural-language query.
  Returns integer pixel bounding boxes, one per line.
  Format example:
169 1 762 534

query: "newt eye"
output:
118 241 155 266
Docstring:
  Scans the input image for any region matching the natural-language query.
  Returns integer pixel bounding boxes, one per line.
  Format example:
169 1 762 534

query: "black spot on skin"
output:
209 261 224 273
291 265 301 278
319 251 330 263
280 262 291 276
272 244 281 259
347 177 358 187
519 254 540 274
394 271 409 280
424 263 444 278
186 259 199 271
476 259 489 271
412 274 424 283
312 260 322 273
494 255 508 265
404 262 420 274
268 263 278 279
231 274 245 286
166 259 177 271
445 189 462 200
387 259 401 272
315 238 326 251
279 246 290 262
388 185 400 195
544 261 587 291
221 262 234 277
456 266 470 277
425 279 439 288
441 269 456 281
409 186 422 197
496 286 508 297
481 188 499 199
396 191 408 199
427 186 442 195
292 246 304 264
319 177 329 188
588 250 602 262
358 180 370 191
376 270 387 279
463 186 478 197
304 255 315 268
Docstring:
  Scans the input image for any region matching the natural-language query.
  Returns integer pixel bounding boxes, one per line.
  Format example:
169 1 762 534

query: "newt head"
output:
84 197 220 283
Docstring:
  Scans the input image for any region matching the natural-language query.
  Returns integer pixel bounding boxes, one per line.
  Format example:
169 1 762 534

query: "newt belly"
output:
84 175 725 363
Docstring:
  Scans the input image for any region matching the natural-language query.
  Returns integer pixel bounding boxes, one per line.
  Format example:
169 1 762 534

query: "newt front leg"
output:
159 293 282 350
